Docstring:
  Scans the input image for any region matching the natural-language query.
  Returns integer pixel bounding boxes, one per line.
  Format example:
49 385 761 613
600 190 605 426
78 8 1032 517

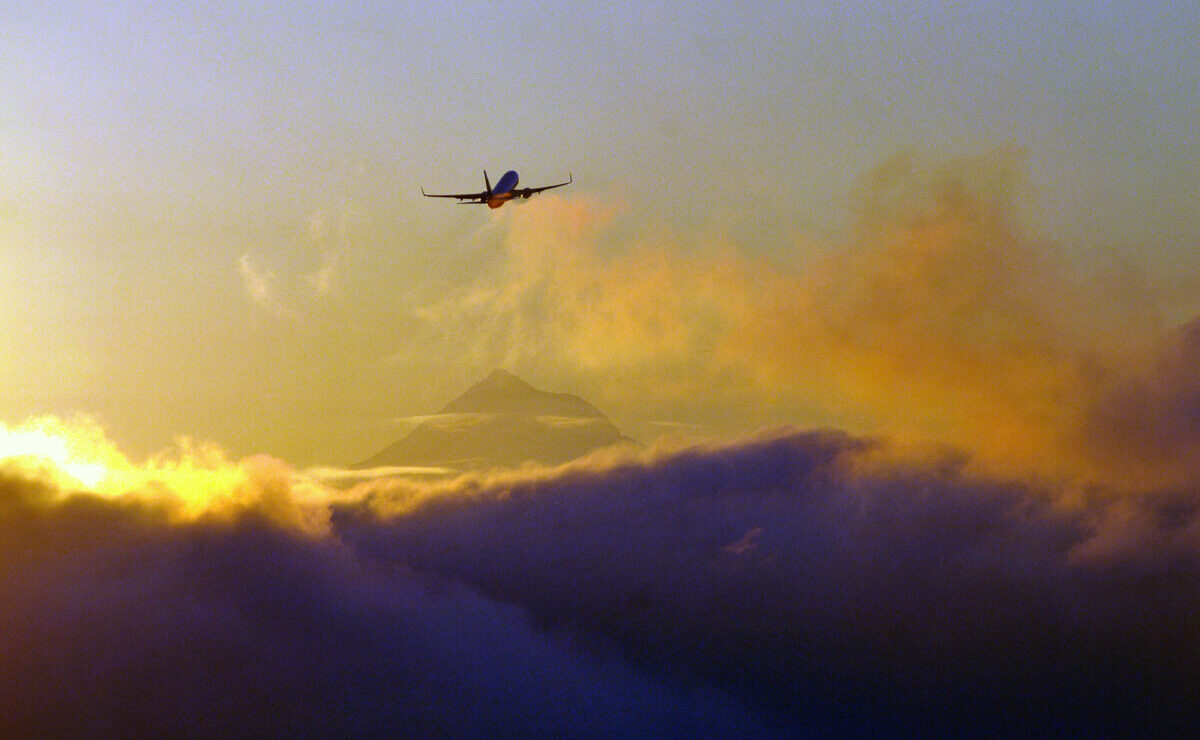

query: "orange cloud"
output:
415 152 1186 486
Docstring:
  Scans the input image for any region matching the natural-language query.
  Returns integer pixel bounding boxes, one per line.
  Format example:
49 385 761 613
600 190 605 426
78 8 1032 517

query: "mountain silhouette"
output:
356 370 634 471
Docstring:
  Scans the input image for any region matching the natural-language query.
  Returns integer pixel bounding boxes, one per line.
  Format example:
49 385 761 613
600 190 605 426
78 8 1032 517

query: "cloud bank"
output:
4 421 1200 736
0 440 770 739
341 430 1200 736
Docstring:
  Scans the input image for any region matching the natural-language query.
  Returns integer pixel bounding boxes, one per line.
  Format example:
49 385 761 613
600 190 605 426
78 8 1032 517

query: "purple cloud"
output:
339 429 1200 736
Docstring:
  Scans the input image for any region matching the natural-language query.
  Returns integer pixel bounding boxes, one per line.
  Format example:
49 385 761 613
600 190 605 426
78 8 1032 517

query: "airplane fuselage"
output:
487 170 520 209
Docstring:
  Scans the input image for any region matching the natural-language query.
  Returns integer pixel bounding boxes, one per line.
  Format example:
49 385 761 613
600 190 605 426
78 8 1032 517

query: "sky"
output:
3 3 1200 735
2 1 1198 465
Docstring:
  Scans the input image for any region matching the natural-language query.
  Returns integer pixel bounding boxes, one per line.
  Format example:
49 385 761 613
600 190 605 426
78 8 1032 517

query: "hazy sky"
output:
2 2 1198 464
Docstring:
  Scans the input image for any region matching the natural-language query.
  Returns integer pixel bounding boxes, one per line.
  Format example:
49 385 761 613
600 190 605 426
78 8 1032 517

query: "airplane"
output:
421 170 572 209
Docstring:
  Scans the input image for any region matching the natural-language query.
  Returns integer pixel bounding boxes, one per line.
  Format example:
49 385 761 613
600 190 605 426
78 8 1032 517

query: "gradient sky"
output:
2 2 1198 465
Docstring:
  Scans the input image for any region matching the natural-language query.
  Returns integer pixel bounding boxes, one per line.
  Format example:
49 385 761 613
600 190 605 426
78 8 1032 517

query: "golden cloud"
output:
0 416 330 534
416 152 1190 486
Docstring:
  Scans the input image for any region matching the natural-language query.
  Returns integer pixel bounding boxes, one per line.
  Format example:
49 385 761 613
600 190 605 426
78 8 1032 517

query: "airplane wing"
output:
420 188 489 203
510 173 572 199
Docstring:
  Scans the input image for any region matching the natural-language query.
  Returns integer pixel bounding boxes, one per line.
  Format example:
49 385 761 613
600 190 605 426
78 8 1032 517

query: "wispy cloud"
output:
237 203 364 321
303 250 339 296
238 253 300 322
302 203 364 297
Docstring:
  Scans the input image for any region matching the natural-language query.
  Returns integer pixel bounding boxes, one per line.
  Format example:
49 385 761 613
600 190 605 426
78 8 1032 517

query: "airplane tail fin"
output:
483 170 492 196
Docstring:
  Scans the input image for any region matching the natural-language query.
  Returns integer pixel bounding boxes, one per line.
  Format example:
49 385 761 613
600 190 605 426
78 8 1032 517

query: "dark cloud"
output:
5 425 1200 737
0 469 772 739
339 429 1200 737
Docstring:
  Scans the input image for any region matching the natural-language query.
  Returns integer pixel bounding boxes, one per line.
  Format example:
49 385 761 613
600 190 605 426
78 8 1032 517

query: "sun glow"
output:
0 416 332 533
0 416 122 490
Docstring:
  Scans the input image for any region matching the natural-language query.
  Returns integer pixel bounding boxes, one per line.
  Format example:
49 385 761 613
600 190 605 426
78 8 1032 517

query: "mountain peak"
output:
356 370 634 470
440 369 603 418
475 368 534 392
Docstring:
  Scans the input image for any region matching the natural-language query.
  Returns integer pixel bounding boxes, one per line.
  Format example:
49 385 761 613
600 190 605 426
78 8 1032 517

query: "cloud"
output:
1080 316 1200 486
10 148 1200 734
238 203 363 321
0 415 120 490
304 250 339 296
0 423 776 739
339 427 1200 736
4 418 1200 735
3 416 330 532
238 252 274 306
303 203 365 297
410 152 1189 485
238 253 301 322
